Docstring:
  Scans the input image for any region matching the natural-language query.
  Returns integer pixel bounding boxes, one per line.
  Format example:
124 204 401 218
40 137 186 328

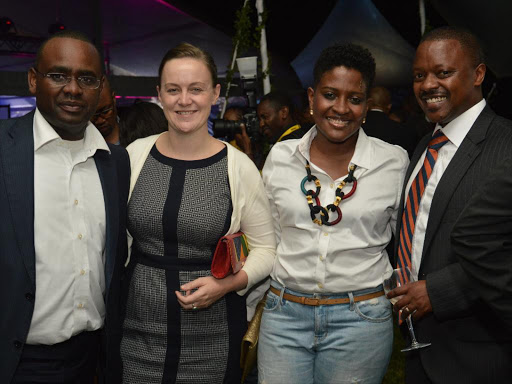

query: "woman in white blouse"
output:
258 43 409 384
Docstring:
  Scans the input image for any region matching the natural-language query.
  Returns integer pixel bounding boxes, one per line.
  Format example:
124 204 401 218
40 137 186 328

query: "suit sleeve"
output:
450 156 512 329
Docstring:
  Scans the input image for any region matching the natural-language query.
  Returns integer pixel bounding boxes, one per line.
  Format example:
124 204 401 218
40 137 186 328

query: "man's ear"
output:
28 68 37 95
279 106 289 120
474 63 486 87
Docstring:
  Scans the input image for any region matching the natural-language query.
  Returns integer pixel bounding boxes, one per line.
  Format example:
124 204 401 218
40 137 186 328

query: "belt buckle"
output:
303 297 320 306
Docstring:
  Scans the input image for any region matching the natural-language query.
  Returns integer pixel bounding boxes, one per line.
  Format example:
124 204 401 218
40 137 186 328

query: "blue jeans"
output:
258 281 392 384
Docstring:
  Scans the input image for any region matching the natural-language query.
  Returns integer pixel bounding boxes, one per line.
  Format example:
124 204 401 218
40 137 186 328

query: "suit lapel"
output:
94 149 119 296
1 112 36 284
420 107 493 263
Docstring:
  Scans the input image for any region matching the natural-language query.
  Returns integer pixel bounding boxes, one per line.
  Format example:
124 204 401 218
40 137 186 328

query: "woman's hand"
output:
175 271 248 310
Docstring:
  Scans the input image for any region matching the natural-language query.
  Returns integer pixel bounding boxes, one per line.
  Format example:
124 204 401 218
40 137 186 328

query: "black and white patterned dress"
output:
120 145 246 384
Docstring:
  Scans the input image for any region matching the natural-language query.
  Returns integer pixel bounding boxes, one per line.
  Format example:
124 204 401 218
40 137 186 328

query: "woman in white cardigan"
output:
119 43 275 384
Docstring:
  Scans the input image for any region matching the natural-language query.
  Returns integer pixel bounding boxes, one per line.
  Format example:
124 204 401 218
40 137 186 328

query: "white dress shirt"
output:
27 108 109 345
405 99 486 280
263 127 409 294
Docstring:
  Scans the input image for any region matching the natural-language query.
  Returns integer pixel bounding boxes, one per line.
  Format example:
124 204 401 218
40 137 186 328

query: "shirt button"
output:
330 183 334 188
78 303 84 309
317 283 323 289
323 232 329 236
80 269 86 275
78 234 83 240
14 341 22 348
74 199 79 205
319 255 324 261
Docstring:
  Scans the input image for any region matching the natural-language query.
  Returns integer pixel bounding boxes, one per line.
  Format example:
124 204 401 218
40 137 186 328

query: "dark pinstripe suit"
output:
0 111 130 383
451 155 512 335
395 106 512 383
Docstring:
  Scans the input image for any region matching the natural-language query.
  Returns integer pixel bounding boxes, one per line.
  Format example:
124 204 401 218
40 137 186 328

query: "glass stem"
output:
406 316 419 345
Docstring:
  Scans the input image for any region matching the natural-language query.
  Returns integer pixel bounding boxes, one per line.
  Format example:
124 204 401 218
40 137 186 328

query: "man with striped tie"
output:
387 26 512 383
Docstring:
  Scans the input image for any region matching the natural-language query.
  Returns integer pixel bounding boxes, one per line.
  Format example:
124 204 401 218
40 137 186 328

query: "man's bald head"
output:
368 86 392 114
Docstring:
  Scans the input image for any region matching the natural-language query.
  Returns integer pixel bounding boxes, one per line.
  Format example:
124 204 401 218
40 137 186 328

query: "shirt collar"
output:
295 125 373 171
34 108 110 155
435 98 486 147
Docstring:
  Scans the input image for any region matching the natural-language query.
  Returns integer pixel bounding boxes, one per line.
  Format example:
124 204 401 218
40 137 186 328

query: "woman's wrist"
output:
222 270 249 292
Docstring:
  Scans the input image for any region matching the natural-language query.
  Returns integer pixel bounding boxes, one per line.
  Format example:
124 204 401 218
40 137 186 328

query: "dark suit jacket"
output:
0 111 130 383
363 110 418 158
394 106 512 383
451 155 512 334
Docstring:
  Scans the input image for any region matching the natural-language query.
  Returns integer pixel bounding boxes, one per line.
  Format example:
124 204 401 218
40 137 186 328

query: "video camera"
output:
212 112 259 140
212 56 261 141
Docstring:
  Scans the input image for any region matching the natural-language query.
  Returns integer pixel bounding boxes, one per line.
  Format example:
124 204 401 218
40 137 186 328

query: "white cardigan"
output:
126 133 276 301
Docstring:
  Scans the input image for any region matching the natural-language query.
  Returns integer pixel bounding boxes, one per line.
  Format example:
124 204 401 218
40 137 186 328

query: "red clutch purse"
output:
211 232 249 279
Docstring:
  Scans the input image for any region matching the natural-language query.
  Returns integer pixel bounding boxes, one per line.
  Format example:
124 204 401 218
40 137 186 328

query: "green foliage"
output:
234 3 254 56
226 2 271 86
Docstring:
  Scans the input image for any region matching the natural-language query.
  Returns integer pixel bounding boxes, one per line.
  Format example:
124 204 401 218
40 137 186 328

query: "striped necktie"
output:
397 130 450 276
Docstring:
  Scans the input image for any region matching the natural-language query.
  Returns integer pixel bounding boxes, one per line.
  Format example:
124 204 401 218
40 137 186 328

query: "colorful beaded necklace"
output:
300 161 358 226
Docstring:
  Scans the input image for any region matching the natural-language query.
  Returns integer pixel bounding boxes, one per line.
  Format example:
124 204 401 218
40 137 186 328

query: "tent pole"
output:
419 0 426 36
256 0 270 95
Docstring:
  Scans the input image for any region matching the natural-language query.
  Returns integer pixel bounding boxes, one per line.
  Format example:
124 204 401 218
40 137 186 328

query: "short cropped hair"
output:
259 91 295 114
35 30 102 71
420 26 485 67
158 42 218 86
313 43 376 95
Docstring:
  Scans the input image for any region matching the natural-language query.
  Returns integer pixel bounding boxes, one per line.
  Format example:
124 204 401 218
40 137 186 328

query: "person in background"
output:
91 77 121 145
120 42 276 383
224 106 253 155
0 31 129 383
257 91 306 146
258 43 409 384
364 86 417 157
119 101 167 147
387 26 512 383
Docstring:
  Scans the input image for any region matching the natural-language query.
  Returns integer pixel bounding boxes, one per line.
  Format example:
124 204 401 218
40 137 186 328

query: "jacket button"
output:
14 341 22 348
25 293 34 301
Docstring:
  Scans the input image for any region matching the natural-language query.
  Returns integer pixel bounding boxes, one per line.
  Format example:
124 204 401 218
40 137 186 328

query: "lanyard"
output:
276 124 301 143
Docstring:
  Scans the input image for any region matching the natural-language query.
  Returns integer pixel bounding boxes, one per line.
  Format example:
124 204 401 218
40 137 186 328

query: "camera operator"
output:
257 91 307 147
224 106 254 160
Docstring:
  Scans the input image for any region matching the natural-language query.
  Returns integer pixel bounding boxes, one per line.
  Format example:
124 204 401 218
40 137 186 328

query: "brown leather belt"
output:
269 286 384 306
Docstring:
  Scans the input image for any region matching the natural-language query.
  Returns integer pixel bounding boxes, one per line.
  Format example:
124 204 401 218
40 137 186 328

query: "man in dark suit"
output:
363 86 417 157
0 31 129 383
451 156 512 334
387 26 512 383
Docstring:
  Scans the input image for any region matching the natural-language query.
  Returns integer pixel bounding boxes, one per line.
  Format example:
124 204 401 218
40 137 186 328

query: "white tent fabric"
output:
291 0 416 88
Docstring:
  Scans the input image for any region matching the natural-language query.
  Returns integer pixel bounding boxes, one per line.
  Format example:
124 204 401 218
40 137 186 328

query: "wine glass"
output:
382 267 431 352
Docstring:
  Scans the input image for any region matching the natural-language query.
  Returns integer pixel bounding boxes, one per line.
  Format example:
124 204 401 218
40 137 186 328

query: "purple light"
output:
152 0 189 16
